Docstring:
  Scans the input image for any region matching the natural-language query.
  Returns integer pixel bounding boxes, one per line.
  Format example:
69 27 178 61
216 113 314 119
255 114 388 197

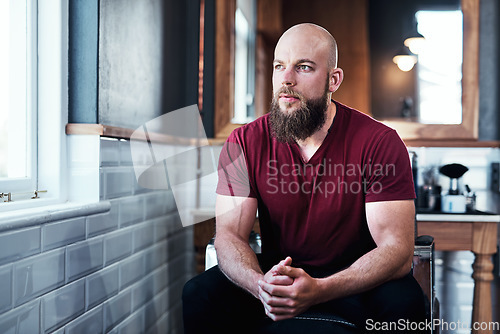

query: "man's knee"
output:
182 267 264 333
368 274 427 321
182 267 221 305
182 269 223 328
182 275 201 304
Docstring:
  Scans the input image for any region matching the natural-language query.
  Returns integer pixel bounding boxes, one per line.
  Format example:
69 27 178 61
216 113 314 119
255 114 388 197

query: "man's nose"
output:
281 68 296 87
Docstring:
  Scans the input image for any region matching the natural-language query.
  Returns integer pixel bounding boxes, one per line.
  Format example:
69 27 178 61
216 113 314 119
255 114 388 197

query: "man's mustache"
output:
274 87 305 101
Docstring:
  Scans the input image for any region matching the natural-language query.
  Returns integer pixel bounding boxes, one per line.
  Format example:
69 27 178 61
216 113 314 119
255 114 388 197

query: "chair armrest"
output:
415 235 434 246
205 238 217 270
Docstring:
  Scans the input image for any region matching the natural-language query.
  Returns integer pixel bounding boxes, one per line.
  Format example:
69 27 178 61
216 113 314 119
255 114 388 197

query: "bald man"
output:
183 23 427 334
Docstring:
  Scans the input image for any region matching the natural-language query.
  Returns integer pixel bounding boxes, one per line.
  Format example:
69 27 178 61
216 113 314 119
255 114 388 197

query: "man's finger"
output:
264 274 293 285
269 257 292 274
275 257 293 272
268 264 280 275
265 308 293 322
276 264 298 277
269 313 295 322
259 288 295 318
258 280 290 298
259 286 294 308
258 285 272 304
264 305 295 322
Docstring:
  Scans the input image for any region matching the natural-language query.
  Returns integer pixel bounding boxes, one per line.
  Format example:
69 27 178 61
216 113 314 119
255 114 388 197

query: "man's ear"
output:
329 67 344 93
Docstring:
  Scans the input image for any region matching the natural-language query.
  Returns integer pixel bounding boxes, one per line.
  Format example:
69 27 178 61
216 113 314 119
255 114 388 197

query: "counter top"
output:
416 210 500 222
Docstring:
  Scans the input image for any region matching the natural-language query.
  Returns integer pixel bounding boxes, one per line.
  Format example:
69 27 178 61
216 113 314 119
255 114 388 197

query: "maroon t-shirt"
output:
217 101 415 273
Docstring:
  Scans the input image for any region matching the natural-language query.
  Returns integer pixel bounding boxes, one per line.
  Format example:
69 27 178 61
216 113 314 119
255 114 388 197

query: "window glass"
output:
416 10 462 124
232 0 256 124
0 0 36 191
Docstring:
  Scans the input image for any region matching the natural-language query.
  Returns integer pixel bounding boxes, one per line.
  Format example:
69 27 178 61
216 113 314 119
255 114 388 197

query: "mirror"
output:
213 0 479 141
375 0 479 140
369 0 463 124
373 6 464 125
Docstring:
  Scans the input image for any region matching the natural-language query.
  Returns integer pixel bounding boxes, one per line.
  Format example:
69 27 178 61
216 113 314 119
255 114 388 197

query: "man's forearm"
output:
214 234 264 298
315 244 412 304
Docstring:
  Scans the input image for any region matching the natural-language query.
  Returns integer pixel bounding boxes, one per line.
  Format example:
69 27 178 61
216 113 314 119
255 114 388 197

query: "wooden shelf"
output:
405 139 500 148
66 123 227 146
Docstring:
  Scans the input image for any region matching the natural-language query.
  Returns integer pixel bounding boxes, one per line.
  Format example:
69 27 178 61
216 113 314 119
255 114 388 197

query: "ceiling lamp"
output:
404 30 426 54
392 47 417 72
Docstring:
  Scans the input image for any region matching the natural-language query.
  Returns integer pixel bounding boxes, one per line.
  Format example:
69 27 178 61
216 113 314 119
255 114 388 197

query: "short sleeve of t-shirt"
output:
216 131 256 198
364 129 415 202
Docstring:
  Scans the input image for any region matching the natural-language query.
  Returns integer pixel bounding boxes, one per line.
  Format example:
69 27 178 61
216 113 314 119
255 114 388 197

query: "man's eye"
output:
298 65 311 71
274 64 284 70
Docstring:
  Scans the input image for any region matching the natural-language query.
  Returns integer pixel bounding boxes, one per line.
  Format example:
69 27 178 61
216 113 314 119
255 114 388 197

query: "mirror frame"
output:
383 0 479 141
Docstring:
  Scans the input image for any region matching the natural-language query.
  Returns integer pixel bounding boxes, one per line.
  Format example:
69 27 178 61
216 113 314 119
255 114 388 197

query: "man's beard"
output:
269 86 330 144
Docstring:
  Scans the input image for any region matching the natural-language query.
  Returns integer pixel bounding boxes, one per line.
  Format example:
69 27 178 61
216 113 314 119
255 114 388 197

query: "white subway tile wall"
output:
0 137 195 333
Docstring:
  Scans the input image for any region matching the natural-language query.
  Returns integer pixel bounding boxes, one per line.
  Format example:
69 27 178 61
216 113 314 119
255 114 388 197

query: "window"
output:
232 0 256 124
0 0 37 196
416 10 463 124
0 0 68 210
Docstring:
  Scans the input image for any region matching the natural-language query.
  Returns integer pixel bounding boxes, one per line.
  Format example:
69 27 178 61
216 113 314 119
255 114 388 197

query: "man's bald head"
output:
276 23 338 70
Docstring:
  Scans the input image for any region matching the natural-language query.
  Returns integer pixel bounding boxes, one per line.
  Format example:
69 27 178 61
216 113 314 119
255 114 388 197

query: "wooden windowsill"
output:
66 123 228 146
66 123 131 138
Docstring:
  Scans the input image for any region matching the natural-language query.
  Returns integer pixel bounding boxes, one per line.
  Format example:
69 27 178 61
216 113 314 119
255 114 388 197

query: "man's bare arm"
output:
214 194 263 298
318 199 415 298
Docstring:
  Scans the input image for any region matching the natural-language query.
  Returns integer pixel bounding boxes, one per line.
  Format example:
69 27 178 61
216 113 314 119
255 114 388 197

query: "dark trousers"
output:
182 265 428 334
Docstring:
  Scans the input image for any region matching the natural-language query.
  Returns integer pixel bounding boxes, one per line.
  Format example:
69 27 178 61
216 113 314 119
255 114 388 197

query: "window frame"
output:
0 0 69 211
